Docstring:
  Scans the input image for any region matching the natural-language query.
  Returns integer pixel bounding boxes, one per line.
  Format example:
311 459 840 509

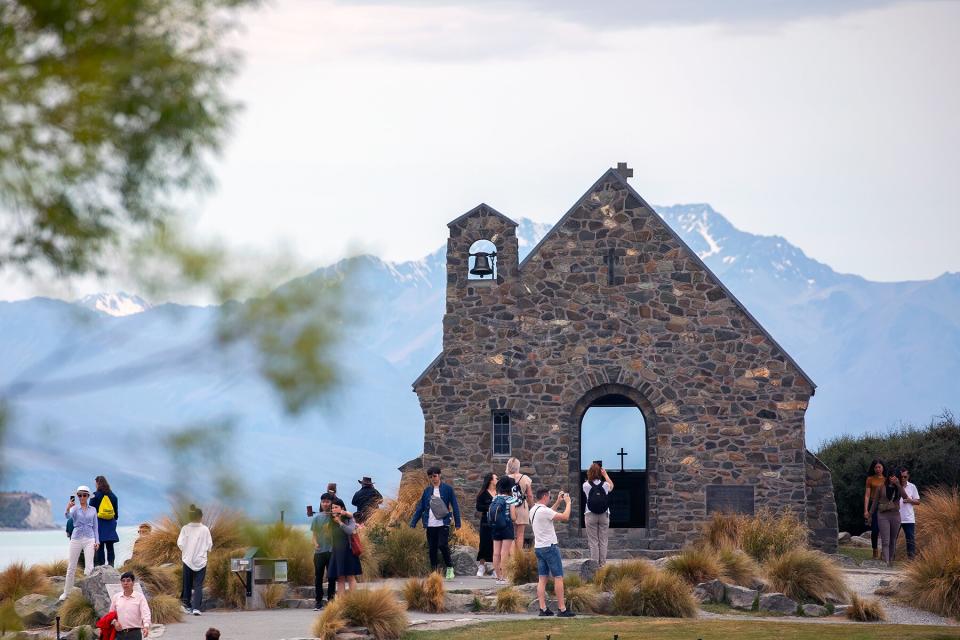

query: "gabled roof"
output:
447 203 518 229
413 167 816 393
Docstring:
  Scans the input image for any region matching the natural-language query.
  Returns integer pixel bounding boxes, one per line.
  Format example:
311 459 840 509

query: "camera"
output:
306 505 314 517
593 460 603 468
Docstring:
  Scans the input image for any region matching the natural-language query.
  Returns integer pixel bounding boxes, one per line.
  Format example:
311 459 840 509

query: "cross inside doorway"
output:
616 447 628 472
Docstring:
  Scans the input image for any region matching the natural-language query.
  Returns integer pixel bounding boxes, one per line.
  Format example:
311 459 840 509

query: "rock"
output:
593 590 613 614
79 565 121 617
692 586 713 604
828 553 859 568
63 625 95 640
653 556 675 569
295 585 316 599
577 559 598 582
837 532 851 544
444 593 477 613
48 576 66 589
878 577 892 587
758 592 798 615
723 584 758 610
802 603 828 617
14 593 61 627
749 577 768 593
526 596 557 613
201 596 225 610
860 559 888 569
450 545 479 576
695 579 725 604
831 604 849 616
511 582 539 600
846 536 871 548
336 627 371 638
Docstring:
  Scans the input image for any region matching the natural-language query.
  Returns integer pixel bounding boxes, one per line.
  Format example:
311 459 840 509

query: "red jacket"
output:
97 611 118 640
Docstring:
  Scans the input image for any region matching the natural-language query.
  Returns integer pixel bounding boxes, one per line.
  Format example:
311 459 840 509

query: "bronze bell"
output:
469 251 496 278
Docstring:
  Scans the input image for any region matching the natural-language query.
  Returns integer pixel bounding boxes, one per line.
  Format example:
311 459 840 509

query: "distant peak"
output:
77 292 152 317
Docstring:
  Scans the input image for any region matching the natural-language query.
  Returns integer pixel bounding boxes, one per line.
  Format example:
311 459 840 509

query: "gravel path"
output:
844 567 957 626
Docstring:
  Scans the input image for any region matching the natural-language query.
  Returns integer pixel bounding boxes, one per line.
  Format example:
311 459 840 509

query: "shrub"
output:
120 561 179 597
847 593 886 622
593 559 654 590
566 584 602 614
261 583 287 609
376 526 429 578
914 485 960 551
59 591 97 627
0 600 23 634
357 526 381 581
764 548 847 604
0 562 48 602
136 506 247 566
206 547 248 609
900 534 960 618
402 573 445 613
610 578 635 615
450 520 480 549
716 547 760 587
546 574 582 595
633 569 697 618
738 508 809 562
311 588 408 640
704 512 742 550
494 587 523 613
506 549 538 585
36 559 68 578
665 547 724 585
148 594 185 623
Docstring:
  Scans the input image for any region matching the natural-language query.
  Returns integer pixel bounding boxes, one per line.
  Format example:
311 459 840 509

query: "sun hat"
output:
76 485 91 494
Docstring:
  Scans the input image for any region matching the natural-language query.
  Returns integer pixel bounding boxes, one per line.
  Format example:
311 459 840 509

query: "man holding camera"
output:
529 487 575 618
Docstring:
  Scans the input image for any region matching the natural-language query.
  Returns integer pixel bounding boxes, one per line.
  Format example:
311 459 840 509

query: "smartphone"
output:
69 495 75 502
306 505 314 517
593 460 603 468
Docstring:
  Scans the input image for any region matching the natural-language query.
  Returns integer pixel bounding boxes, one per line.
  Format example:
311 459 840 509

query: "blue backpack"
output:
488 496 513 536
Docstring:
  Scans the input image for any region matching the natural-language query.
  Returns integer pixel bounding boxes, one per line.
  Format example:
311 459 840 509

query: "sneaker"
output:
181 605 191 615
445 567 455 580
539 608 555 617
495 577 507 584
557 608 576 618
58 593 67 602
476 565 485 577
192 609 202 616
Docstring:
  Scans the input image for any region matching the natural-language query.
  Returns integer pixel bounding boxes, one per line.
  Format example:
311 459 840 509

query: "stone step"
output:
561 547 676 560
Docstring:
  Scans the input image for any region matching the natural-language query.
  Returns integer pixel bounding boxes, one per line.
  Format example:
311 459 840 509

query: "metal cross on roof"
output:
615 162 633 179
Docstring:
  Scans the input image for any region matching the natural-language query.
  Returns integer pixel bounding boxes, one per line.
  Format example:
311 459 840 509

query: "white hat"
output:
76 485 91 494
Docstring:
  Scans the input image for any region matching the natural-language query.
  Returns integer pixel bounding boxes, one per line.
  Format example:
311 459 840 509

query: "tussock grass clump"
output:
593 559 654 590
120 561 179 597
716 547 760 587
148 594 185 623
546 574 582 595
900 534 960 618
450 520 479 549
207 547 248 609
610 578 636 615
566 584 602 614
261 583 287 609
36 559 68 578
59 591 97 627
402 573 446 612
739 508 809 562
494 587 524 613
847 593 886 622
704 512 742 550
0 600 24 634
764 548 847 604
246 522 314 586
633 569 698 618
0 562 48 602
506 549 538 586
311 587 408 640
914 485 960 550
665 547 724 585
365 480 424 529
136 506 247 566
357 526 381 580
376 527 429 578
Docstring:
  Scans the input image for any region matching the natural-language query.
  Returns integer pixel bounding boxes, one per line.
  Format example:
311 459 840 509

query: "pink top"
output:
110 590 151 631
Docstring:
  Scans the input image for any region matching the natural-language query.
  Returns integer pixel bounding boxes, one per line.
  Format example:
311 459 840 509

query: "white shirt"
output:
528 504 558 548
899 482 919 523
582 480 612 515
177 522 213 571
427 487 443 527
110 589 151 631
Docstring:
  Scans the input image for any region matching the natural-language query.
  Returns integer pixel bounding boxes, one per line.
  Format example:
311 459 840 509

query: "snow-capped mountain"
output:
1 206 957 522
77 292 152 317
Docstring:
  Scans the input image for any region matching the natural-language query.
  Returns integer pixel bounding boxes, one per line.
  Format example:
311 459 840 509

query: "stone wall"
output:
414 169 816 549
804 450 839 553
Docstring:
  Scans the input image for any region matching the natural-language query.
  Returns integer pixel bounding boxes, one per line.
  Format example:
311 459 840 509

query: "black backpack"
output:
488 496 513 536
586 482 609 514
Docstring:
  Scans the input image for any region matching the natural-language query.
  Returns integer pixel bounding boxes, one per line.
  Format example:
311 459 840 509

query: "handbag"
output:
350 532 363 556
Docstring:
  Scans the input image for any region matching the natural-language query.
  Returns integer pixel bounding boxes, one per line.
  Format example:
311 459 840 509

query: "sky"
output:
2 0 959 302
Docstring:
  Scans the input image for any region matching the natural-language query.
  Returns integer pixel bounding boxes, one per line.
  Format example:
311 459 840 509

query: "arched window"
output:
467 239 497 280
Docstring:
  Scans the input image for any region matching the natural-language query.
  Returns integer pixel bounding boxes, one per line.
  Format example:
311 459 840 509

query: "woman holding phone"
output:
327 504 362 593
61 485 100 600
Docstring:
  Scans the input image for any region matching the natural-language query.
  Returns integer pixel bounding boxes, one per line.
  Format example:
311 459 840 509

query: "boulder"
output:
593 590 613 614
63 626 95 640
526 596 558 614
653 556 675 569
832 604 850 617
14 593 61 627
511 582 539 600
802 603 829 617
837 532 851 544
78 565 121 617
577 559 599 582
450 545 479 576
829 553 859 568
444 593 478 613
723 584 758 611
758 592 798 615
695 579 725 604
846 536 871 548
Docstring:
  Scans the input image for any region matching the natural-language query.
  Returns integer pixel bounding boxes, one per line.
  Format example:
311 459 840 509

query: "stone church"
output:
405 165 838 553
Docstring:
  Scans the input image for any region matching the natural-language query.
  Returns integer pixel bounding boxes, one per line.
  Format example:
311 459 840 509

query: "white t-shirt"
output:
582 480 612 515
177 522 213 571
427 487 444 527
528 504 558 548
899 482 919 523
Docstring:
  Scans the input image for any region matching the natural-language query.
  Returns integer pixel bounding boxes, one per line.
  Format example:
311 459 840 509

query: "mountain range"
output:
1 204 957 523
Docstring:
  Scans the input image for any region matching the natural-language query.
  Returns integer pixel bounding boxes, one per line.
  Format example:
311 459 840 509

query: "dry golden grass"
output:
58 591 97 627
311 587 408 640
665 547 724 585
506 548 538 585
402 573 446 613
546 574 583 595
633 569 698 618
451 520 479 549
207 547 248 609
900 533 960 619
136 506 247 566
566 584 602 614
148 594 185 623
366 480 424 529
494 587 524 613
357 526 381 581
0 562 48 602
120 561 179 597
246 522 314 586
704 512 742 550
376 526 429 578
847 593 887 622
703 508 809 562
716 547 761 587
260 583 288 609
593 559 655 590
914 485 960 550
610 577 636 615
35 559 68 578
764 548 847 604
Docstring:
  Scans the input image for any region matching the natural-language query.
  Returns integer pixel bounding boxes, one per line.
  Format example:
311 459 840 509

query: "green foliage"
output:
816 413 960 535
243 521 314 586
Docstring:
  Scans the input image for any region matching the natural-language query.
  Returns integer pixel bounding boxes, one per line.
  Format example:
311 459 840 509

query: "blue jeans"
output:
899 522 916 559
535 544 564 578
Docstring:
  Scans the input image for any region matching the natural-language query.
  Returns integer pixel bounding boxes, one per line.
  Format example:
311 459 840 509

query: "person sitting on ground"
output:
410 466 462 579
205 629 221 640
488 476 518 584
108 570 151 638
351 477 383 525
177 505 213 616
529 487 575 618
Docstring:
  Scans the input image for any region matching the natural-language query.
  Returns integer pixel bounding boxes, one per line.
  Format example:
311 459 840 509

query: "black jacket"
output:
351 486 382 523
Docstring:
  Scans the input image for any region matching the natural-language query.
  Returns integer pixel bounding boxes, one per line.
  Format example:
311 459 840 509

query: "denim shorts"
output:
534 544 564 577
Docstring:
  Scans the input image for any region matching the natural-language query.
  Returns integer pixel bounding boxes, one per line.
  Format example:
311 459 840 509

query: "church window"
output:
468 239 497 280
492 410 510 455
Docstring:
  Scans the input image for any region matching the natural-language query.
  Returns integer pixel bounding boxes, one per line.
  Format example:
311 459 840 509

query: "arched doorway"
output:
579 392 649 528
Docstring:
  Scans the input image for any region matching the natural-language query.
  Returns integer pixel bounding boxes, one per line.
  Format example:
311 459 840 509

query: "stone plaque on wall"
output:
705 485 755 515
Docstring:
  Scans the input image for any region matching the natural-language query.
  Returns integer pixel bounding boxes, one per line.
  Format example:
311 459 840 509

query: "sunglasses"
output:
77 493 89 497
429 473 440 477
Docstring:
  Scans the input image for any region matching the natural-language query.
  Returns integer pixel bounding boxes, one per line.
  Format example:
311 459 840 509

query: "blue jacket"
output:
410 483 461 529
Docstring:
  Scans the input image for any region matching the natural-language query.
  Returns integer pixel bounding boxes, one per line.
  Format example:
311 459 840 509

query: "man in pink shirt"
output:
109 571 151 638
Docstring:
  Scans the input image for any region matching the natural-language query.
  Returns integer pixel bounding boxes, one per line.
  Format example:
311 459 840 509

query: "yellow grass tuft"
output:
900 533 960 619
135 506 248 566
260 583 288 609
58 591 97 627
506 548 538 586
610 577 636 615
593 559 654 590
312 597 347 640
633 569 698 618
313 587 408 640
703 512 742 550
376 526 429 578
206 547 248 609
148 594 185 623
566 584 603 614
35 559 68 578
914 485 960 550
763 548 847 604
0 562 48 602
665 547 724 585
716 547 760 587
847 593 886 622
120 561 179 598
402 573 446 613
450 520 480 549
494 587 524 613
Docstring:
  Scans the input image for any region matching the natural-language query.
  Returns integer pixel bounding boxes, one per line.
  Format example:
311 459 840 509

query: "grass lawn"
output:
838 545 874 564
403 618 960 640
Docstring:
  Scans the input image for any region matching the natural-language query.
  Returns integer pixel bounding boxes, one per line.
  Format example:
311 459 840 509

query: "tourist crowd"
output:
863 461 921 566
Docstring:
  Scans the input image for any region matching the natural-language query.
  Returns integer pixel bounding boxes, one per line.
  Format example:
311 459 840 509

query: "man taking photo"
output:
529 487 575 618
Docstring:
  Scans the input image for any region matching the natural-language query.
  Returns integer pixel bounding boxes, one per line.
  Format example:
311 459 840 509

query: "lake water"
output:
0 526 139 569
